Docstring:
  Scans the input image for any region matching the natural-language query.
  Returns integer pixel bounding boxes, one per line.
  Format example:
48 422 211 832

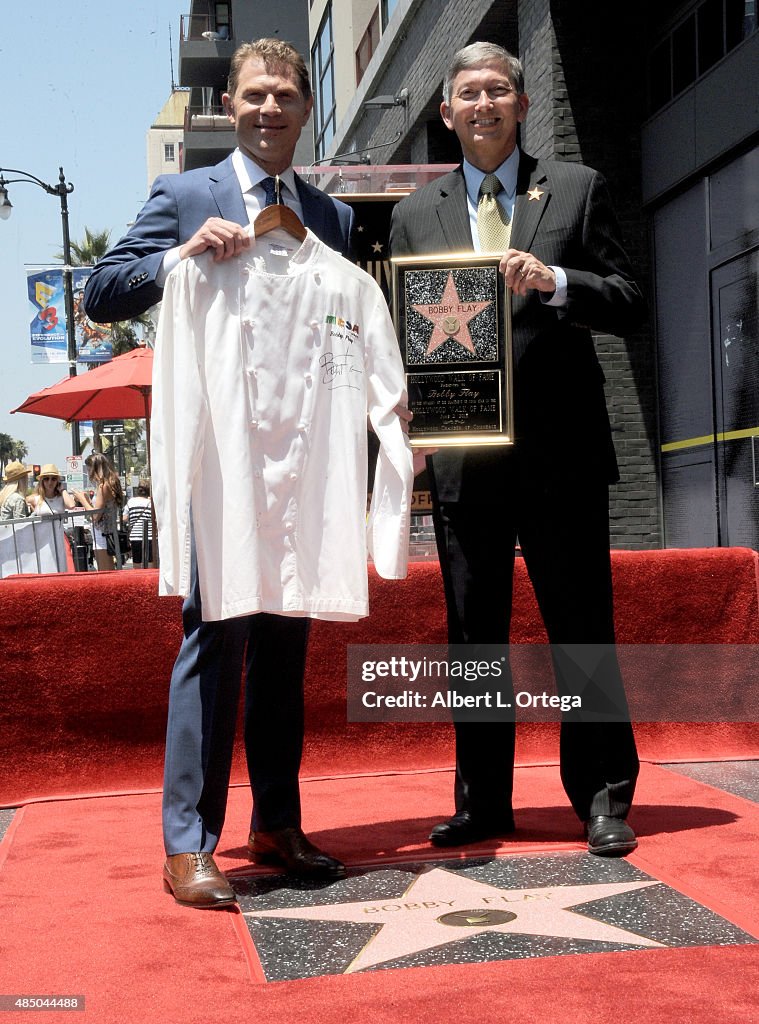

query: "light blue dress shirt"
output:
462 150 567 307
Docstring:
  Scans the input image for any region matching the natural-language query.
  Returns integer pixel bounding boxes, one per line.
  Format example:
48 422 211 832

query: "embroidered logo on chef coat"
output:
325 314 361 338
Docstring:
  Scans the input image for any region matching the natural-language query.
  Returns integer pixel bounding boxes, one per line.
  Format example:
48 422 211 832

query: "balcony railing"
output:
180 13 232 42
184 105 233 132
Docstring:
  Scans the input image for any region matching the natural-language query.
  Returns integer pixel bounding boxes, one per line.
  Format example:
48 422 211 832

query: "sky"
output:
0 1 185 472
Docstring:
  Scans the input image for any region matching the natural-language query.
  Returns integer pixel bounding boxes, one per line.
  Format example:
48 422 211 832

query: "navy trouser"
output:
162 555 310 855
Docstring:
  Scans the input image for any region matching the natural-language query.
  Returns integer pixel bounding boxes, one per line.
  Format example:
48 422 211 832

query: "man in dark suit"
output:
85 39 353 908
390 42 644 856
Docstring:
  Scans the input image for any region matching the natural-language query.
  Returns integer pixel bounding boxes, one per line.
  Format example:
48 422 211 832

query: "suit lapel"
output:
434 169 474 253
294 175 327 237
208 157 248 226
511 155 550 253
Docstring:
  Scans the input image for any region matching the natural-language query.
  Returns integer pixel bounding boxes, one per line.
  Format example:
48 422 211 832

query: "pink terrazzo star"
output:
412 273 492 355
244 866 664 973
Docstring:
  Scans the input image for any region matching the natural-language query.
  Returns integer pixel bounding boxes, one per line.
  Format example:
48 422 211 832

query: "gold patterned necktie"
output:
477 172 511 251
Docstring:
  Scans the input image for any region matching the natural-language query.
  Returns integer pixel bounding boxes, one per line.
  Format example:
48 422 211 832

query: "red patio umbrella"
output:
12 346 157 564
11 345 153 423
12 345 154 472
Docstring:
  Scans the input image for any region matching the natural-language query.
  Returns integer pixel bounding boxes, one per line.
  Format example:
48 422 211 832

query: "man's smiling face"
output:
441 60 529 173
223 57 313 175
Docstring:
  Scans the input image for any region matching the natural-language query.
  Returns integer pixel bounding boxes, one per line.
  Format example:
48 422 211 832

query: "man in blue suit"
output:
85 38 354 908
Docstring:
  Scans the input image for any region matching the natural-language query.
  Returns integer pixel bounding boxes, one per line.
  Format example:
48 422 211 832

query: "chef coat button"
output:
250 419 258 428
242 317 254 328
284 521 293 531
304 373 312 384
309 319 319 328
297 422 306 430
289 471 298 481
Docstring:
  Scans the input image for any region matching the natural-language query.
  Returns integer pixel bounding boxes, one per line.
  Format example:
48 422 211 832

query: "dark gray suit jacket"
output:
390 154 645 501
84 155 354 324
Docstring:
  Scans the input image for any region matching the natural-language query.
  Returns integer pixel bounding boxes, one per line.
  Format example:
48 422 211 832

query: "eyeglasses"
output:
40 476 58 482
454 85 516 102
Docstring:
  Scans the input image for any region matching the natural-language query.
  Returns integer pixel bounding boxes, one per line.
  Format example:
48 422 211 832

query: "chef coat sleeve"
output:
364 287 413 579
151 259 208 598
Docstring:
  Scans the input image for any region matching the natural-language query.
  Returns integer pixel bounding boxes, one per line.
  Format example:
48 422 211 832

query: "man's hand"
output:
179 218 251 262
499 248 556 297
394 403 438 475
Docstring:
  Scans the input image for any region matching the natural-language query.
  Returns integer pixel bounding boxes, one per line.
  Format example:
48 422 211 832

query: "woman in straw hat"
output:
31 464 77 517
0 461 32 521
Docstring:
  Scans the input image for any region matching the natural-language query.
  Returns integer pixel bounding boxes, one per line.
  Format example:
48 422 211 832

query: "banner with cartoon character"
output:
27 267 113 364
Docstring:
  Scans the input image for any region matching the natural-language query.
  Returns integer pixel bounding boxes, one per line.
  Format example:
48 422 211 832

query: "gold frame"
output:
391 251 514 447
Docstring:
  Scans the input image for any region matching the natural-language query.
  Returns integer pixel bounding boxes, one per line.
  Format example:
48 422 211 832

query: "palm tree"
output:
67 227 112 267
0 434 29 476
61 227 157 456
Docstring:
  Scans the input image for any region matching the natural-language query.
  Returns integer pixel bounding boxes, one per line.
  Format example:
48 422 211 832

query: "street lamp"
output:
0 165 80 454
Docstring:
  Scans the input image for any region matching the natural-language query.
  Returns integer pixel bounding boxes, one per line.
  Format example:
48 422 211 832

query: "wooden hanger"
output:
252 174 307 242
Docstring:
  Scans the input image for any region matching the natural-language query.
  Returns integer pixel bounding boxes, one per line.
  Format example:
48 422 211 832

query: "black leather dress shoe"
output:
162 852 237 908
429 810 516 847
585 816 638 856
247 827 346 880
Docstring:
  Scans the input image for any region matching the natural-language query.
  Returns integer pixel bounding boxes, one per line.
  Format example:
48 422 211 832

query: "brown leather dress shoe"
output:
247 828 346 880
162 852 236 908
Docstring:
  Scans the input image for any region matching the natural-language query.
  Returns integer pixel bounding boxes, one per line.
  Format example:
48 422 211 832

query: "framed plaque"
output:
391 252 513 447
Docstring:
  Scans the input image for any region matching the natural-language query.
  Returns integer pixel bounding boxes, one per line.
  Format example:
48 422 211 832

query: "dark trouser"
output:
162 555 310 855
130 539 153 567
431 466 639 824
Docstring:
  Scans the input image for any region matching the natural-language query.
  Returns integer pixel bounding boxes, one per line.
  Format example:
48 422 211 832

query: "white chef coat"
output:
152 227 413 622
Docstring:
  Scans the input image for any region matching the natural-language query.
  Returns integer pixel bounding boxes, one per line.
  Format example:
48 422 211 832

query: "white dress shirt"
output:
157 148 303 284
152 227 413 622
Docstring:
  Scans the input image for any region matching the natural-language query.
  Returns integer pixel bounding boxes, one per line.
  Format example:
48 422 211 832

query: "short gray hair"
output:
442 42 524 105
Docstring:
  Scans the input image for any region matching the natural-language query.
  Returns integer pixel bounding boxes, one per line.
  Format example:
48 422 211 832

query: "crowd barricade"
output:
0 508 129 577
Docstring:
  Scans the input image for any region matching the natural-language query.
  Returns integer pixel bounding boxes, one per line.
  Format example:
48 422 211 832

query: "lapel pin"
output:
527 186 545 201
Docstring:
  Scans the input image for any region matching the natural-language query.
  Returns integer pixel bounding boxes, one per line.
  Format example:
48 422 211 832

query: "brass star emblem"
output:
527 186 545 201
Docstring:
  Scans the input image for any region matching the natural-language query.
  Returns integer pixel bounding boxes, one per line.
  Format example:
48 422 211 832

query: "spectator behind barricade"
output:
31 464 77 517
73 453 124 571
0 462 32 521
123 481 153 567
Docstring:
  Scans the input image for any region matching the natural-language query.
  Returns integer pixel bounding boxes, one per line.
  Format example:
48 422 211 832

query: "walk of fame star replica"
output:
391 253 514 446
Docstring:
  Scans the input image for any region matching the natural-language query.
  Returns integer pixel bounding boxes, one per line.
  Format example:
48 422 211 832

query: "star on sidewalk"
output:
411 272 492 356
243 865 664 974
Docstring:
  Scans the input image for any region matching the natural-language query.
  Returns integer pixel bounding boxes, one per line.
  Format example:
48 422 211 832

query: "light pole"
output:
0 165 80 454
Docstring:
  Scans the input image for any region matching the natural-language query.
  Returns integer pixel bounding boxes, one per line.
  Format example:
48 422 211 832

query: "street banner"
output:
28 268 67 363
27 267 113 364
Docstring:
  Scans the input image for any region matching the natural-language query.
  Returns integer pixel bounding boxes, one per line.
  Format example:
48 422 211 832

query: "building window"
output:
356 7 380 85
214 3 230 39
381 0 399 30
311 5 336 161
649 0 757 113
164 143 175 162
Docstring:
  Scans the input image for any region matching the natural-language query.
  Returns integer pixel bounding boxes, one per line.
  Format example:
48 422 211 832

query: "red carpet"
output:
1 548 758 1021
2 548 758 806
0 761 757 1023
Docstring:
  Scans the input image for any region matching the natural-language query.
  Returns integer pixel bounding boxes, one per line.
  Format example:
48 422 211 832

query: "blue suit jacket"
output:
84 155 354 324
